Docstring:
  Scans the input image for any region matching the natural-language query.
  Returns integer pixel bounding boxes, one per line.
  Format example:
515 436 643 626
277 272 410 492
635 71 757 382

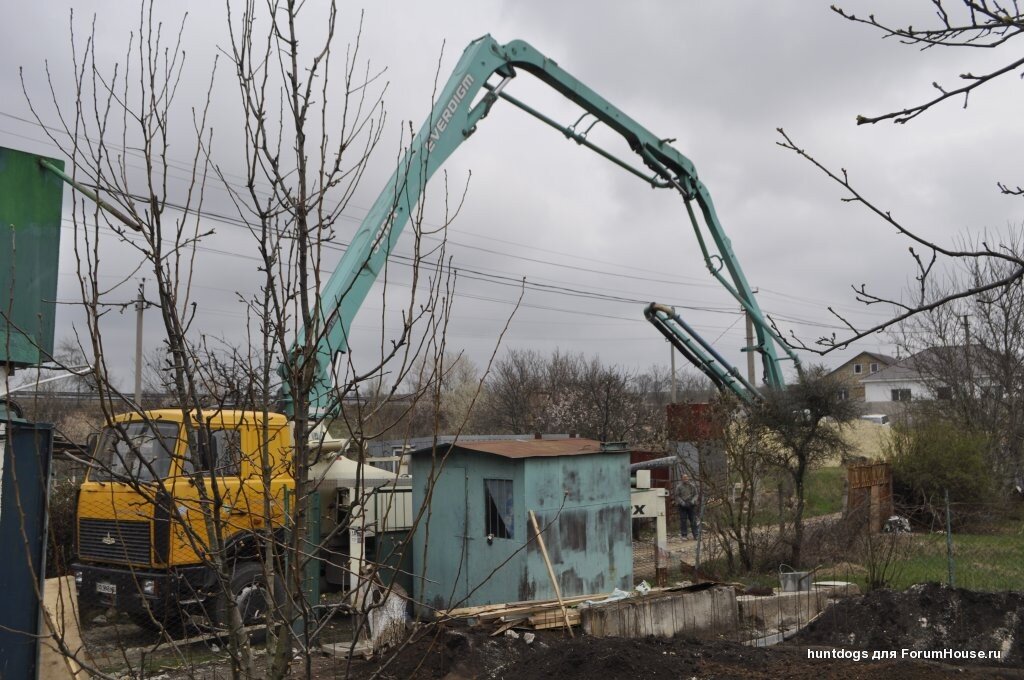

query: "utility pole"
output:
669 340 677 403
745 288 759 387
745 309 756 386
962 314 973 399
135 279 145 405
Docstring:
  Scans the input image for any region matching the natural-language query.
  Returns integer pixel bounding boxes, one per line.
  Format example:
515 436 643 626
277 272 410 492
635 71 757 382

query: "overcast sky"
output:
2 1 1022 392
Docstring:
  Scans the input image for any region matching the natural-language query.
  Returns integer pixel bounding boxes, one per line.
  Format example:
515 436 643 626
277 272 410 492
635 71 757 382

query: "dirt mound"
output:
352 625 1019 679
792 582 1024 665
513 635 701 679
360 630 821 679
342 585 1024 679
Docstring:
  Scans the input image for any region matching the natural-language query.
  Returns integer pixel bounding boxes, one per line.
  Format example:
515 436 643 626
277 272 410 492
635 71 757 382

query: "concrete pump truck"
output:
69 35 799 634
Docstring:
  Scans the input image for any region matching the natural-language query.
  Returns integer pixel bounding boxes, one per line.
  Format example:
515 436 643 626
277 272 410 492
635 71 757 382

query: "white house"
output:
860 363 939 403
859 347 972 404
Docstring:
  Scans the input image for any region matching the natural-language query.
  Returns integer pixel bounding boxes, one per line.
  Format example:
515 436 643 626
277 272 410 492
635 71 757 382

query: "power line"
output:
6 108 885 346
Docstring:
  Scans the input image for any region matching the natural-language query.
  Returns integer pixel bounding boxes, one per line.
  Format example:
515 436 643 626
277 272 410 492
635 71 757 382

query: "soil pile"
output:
792 582 1024 665
359 630 827 679
353 625 1020 679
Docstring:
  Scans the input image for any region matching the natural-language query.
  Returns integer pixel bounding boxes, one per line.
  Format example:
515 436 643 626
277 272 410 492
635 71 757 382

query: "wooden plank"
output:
320 640 374 660
440 590 615 620
489 618 526 636
39 576 89 680
477 593 609 621
529 610 580 626
435 602 512 619
439 596 558 618
533 617 580 630
529 510 574 638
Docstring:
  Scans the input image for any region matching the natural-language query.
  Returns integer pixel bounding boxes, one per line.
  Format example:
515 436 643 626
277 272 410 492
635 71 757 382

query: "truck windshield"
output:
90 421 180 482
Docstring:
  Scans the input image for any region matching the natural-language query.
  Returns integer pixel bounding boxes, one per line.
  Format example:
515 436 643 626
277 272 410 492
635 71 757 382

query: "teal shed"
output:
410 437 633 615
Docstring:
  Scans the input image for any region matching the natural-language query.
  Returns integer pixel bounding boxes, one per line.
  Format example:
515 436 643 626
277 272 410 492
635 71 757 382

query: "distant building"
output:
860 357 933 403
826 351 898 402
859 346 989 404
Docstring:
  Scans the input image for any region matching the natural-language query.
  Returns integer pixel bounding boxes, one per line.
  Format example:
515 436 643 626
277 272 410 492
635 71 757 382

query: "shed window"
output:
484 479 514 539
891 388 912 402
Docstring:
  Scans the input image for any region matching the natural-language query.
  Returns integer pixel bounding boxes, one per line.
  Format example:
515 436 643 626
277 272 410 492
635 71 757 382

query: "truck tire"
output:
215 561 284 643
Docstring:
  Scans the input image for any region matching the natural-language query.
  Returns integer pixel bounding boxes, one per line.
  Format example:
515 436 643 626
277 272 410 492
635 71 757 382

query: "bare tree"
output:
474 348 546 433
19 3 256 674
10 338 101 443
893 227 1024 488
395 352 481 437
143 339 273 411
473 349 671 445
775 2 1024 352
835 1 1023 167
693 397 782 574
751 366 860 566
16 1 483 678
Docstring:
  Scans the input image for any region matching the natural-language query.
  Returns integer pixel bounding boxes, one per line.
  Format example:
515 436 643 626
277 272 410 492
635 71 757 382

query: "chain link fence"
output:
632 482 1023 595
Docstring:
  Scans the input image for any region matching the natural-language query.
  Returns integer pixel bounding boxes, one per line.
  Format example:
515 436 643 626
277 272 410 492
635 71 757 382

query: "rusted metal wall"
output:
666 403 727 484
630 450 671 489
524 453 633 602
411 448 632 615
666 403 722 441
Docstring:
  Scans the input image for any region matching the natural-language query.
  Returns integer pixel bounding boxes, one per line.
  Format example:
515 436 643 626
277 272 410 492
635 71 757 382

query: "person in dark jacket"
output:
673 473 700 540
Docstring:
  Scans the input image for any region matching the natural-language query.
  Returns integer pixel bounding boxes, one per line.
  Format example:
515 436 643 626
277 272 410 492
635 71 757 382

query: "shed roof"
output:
410 437 622 459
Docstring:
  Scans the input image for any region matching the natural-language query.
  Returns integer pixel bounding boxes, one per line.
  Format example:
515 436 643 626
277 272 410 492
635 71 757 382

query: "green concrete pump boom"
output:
283 35 801 414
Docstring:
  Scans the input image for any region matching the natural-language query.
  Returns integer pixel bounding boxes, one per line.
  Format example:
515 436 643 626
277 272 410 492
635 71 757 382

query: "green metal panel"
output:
411 457 471 613
524 453 633 599
0 147 64 367
0 422 55 679
459 454 526 605
374 530 414 596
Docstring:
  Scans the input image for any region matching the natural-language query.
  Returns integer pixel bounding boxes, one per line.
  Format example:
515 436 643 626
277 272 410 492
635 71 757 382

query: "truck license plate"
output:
96 582 117 595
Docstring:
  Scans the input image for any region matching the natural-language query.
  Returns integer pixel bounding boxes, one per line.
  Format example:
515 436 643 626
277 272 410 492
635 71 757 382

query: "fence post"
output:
944 488 956 588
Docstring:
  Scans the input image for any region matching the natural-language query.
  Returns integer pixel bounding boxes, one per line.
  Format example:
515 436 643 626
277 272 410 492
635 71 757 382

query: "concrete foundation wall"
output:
580 585 737 638
738 583 860 638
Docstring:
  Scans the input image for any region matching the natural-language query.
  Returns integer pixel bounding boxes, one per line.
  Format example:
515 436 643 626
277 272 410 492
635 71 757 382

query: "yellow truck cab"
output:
72 409 294 630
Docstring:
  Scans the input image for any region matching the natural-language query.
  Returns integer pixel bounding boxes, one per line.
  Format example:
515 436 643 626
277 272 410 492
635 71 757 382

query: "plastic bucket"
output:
779 565 812 592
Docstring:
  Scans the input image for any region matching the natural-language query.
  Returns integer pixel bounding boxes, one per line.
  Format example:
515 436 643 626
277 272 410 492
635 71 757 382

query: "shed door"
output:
432 467 469 606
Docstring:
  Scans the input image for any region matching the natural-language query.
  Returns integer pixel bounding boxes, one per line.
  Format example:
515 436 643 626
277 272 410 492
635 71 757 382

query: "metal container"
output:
779 565 812 592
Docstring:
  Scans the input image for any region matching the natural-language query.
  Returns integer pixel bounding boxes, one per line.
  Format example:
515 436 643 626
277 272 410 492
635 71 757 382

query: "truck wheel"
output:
215 561 284 643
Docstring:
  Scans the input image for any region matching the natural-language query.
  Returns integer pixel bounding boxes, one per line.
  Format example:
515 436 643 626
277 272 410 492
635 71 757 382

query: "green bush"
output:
885 418 993 528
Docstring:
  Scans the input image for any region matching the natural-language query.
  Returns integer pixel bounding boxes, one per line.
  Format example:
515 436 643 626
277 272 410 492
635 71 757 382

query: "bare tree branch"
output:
776 128 1024 352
